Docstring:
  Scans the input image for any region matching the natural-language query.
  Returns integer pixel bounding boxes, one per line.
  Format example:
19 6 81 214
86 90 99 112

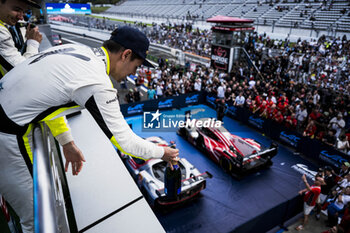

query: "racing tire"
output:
219 157 232 173
265 159 273 168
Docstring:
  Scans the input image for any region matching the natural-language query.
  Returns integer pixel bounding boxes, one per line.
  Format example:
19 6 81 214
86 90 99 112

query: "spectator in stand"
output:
338 204 350 233
285 113 298 129
313 90 320 105
248 76 256 89
234 92 245 107
327 186 350 227
194 78 202 91
133 87 141 102
309 108 322 123
217 82 226 99
316 166 336 220
337 135 350 155
337 174 350 192
296 174 324 231
303 120 317 138
274 111 284 124
245 95 253 108
329 113 346 138
323 129 337 147
145 68 152 84
147 86 156 100
338 162 350 179
296 105 308 130
254 100 268 115
125 89 135 103
156 82 163 99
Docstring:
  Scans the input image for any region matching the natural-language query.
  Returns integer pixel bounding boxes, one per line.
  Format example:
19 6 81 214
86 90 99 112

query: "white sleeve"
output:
74 86 164 160
0 26 25 69
24 39 40 59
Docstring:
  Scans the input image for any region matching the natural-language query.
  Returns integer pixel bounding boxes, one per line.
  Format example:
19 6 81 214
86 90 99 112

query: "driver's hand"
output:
162 146 180 170
62 141 86 175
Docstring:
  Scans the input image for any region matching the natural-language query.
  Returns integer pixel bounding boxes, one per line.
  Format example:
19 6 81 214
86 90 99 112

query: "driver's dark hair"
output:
102 40 140 61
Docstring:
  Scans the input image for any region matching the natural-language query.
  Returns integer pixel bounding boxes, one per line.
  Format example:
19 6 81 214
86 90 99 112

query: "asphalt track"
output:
125 104 318 233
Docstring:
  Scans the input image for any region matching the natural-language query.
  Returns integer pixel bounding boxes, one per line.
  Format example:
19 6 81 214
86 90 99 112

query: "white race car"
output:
118 136 212 207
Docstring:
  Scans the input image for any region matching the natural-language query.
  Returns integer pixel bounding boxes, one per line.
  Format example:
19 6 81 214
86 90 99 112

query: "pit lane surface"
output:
125 105 317 233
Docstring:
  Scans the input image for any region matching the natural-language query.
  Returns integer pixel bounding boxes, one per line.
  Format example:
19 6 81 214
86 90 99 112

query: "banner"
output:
210 45 231 72
46 3 91 15
121 92 205 117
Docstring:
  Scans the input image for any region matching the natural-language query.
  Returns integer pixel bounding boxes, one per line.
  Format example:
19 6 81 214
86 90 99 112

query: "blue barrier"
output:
120 92 206 117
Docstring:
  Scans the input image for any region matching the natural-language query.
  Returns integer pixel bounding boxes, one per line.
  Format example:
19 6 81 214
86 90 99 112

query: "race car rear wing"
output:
243 143 278 162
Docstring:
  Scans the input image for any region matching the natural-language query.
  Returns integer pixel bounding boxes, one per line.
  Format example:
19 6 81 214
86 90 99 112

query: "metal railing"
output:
33 123 70 233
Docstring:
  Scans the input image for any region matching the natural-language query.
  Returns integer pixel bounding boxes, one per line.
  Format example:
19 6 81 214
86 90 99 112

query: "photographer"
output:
0 0 42 78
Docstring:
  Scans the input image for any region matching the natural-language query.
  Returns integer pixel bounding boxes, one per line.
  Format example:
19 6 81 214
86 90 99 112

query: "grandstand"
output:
106 0 350 32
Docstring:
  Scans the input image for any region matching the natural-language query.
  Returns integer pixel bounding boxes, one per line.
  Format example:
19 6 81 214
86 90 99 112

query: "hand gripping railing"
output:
33 123 70 233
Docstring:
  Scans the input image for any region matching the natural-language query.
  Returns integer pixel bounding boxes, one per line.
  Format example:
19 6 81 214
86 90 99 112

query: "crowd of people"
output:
131 31 350 156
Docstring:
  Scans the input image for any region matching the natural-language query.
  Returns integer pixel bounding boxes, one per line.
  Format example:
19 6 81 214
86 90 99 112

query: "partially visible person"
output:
327 186 350 227
337 135 349 154
0 1 82 233
0 0 42 78
216 98 227 122
303 120 317 138
234 92 245 107
329 113 346 138
147 86 156 100
316 166 336 220
296 174 323 231
323 129 337 147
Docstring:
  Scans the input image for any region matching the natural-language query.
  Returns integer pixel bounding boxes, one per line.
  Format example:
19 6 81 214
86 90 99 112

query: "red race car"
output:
178 112 278 177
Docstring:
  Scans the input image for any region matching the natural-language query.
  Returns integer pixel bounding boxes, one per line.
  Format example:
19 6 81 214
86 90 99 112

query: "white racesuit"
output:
0 44 164 233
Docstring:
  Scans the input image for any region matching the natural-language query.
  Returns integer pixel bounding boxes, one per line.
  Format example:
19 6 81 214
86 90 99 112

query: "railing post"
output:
33 123 70 233
33 124 58 233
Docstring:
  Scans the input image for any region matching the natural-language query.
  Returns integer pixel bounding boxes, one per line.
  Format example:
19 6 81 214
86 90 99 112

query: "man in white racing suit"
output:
0 1 85 232
0 26 179 233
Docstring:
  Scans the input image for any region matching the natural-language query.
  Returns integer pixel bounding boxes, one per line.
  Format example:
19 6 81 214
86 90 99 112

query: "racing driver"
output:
0 26 179 233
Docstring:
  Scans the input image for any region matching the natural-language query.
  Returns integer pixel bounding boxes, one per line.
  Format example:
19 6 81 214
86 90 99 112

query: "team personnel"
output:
0 0 43 78
0 26 179 233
